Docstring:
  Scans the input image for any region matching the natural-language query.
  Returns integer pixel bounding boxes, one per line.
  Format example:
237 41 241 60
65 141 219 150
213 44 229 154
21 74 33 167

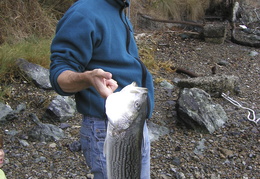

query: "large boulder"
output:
43 95 76 122
28 113 65 142
16 58 52 90
176 88 228 133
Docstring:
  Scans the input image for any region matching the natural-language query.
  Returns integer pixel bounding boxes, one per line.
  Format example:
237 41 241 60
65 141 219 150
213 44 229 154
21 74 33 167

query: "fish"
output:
104 82 148 179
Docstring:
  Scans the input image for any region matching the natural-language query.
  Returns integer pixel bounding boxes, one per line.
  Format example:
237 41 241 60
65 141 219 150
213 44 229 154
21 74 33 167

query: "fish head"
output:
105 82 148 130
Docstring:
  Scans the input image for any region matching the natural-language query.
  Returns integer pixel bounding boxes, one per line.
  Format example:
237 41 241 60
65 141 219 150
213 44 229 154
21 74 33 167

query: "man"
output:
49 0 154 178
0 134 7 179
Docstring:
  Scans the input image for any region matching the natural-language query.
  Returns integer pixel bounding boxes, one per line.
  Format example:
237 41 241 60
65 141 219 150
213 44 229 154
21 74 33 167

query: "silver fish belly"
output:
105 82 148 179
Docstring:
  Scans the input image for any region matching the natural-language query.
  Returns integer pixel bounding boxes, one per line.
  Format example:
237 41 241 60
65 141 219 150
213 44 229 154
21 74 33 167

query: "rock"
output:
219 148 234 158
87 174 94 179
191 155 201 162
15 103 26 113
159 174 171 179
171 157 181 166
175 146 181 151
249 50 259 57
173 77 181 84
0 103 27 122
147 121 170 142
177 172 186 179
177 75 240 97
4 129 19 136
160 80 174 89
69 141 81 152
176 88 228 133
16 58 52 90
43 95 76 122
60 123 71 129
28 113 65 142
217 60 229 66
19 139 30 147
210 173 221 179
35 156 47 163
0 102 15 122
49 143 57 148
193 139 207 155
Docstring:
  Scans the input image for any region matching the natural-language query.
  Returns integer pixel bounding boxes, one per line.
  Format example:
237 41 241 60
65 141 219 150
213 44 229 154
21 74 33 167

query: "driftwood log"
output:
138 13 204 28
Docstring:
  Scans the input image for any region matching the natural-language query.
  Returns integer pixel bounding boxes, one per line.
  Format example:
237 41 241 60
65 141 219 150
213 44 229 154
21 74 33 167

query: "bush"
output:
0 0 75 44
146 0 223 21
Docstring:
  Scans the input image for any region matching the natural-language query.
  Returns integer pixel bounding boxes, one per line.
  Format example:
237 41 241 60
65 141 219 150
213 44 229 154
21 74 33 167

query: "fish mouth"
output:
119 82 148 95
130 82 148 93
131 87 148 94
131 81 138 87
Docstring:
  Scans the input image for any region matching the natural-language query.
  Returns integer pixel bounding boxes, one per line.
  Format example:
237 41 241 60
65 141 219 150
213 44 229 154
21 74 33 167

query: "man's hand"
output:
57 69 118 98
89 69 118 98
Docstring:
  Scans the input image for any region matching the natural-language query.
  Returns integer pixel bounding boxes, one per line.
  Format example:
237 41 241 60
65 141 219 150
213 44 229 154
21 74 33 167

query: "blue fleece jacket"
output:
50 0 154 119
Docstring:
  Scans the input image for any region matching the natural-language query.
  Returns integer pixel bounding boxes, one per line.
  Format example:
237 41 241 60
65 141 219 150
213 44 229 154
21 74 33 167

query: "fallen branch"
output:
138 13 204 28
170 66 199 78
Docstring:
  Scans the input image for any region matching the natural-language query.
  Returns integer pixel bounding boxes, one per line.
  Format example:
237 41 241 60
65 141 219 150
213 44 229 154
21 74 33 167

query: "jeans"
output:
80 116 150 179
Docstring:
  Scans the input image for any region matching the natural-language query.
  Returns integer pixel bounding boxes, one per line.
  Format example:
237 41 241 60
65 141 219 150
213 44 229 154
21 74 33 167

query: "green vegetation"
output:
139 45 158 72
0 37 52 79
0 36 52 102
138 40 174 85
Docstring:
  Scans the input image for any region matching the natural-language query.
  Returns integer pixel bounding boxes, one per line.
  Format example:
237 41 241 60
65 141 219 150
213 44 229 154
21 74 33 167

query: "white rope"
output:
221 93 260 125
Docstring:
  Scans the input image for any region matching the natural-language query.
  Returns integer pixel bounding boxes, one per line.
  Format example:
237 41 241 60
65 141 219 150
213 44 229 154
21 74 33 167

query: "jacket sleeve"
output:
49 10 96 96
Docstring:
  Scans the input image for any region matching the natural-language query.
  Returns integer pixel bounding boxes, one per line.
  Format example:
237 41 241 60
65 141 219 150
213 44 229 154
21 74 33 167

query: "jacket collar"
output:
117 0 129 7
107 0 129 8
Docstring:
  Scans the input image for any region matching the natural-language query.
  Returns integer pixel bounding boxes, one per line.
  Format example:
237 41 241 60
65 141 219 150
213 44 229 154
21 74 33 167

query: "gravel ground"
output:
147 31 260 179
1 29 259 179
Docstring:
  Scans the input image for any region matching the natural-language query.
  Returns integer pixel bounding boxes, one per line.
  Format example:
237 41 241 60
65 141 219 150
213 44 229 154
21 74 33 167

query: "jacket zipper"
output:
119 5 151 118
119 6 147 86
119 6 130 54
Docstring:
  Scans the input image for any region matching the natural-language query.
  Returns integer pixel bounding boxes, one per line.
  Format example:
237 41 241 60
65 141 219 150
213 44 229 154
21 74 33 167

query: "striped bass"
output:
104 82 148 179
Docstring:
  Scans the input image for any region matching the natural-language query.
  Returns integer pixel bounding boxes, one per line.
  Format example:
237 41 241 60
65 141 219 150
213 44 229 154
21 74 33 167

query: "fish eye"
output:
134 101 140 110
